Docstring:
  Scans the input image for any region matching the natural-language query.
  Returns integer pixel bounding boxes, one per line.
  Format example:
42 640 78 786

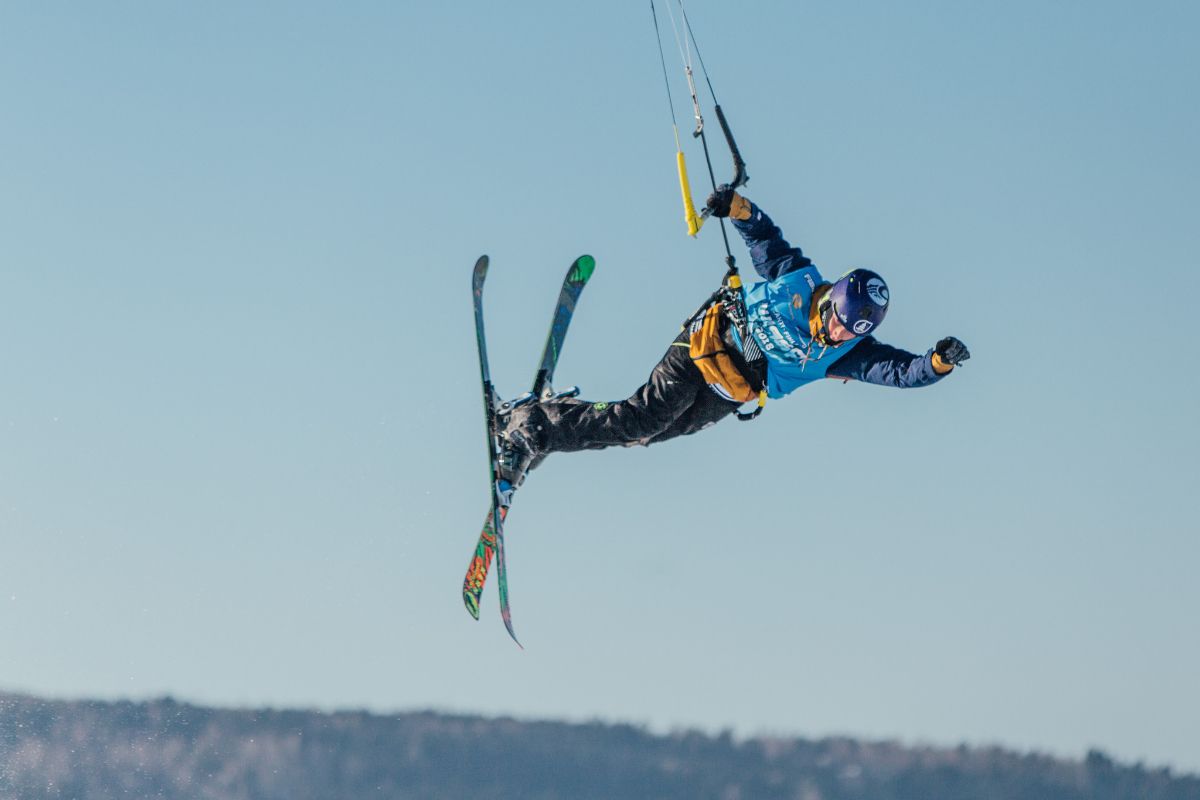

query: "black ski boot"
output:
494 401 547 505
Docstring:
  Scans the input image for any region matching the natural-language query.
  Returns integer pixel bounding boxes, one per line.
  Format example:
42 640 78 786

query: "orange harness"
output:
687 304 758 403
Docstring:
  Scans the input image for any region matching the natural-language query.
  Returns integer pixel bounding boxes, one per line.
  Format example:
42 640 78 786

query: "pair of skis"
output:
463 253 596 646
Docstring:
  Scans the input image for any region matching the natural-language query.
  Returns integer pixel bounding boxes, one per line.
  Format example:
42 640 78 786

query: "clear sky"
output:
2 0 1198 775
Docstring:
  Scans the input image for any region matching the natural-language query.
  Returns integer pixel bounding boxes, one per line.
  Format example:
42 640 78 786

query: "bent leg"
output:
509 334 729 455
642 381 741 445
540 339 698 452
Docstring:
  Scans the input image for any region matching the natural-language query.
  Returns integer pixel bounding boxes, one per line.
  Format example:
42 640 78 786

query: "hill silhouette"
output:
0 692 1196 799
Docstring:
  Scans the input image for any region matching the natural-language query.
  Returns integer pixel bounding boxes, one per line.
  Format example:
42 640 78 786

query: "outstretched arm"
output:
827 336 969 388
706 187 813 281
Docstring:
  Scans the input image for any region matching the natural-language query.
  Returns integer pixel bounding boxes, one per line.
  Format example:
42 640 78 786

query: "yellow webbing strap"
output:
677 150 704 237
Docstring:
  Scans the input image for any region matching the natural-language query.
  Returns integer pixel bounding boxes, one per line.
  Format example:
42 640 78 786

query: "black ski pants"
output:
520 329 741 456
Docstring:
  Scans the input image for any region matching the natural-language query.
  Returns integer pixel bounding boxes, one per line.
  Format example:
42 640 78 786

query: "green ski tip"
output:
569 255 595 283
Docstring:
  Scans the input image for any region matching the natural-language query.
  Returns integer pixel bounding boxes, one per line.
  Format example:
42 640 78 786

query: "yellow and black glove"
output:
932 336 970 373
705 184 751 220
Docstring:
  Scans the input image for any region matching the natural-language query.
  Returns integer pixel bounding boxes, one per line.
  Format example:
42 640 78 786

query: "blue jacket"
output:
732 202 948 398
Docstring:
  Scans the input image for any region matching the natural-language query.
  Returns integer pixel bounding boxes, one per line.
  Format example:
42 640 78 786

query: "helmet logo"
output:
866 278 889 307
852 320 874 335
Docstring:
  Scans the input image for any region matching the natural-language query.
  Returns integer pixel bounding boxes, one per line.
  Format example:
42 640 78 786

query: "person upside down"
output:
495 186 971 498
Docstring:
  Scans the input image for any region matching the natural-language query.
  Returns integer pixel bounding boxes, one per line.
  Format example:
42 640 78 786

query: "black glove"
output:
935 337 970 366
705 183 736 218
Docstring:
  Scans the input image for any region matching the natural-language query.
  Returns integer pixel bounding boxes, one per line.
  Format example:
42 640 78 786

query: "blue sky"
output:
2 0 1198 774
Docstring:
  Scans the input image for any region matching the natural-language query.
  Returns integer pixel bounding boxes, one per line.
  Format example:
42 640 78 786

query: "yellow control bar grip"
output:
677 150 704 237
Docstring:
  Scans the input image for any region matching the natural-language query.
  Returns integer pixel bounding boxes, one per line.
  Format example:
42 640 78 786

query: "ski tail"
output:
494 511 521 648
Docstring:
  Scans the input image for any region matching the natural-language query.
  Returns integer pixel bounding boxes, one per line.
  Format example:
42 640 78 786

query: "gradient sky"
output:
2 0 1198 774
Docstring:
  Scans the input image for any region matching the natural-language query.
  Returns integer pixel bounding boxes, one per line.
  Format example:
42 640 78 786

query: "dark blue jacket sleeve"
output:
826 336 948 388
731 202 813 281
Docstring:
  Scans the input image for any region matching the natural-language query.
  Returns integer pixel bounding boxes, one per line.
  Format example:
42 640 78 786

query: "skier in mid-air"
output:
495 186 971 493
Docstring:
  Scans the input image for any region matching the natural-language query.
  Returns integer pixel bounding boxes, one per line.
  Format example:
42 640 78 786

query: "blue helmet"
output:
828 269 889 336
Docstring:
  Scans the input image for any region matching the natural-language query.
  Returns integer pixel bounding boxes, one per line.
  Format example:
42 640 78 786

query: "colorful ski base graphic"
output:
462 506 502 620
462 255 595 643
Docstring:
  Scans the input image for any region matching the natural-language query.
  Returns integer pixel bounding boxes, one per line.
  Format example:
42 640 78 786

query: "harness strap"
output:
682 290 767 420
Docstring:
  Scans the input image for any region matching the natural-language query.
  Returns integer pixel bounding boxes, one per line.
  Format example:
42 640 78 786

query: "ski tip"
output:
463 594 481 620
571 254 596 283
501 611 523 648
472 255 490 292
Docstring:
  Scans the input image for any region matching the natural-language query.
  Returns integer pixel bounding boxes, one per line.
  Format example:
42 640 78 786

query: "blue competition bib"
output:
742 267 862 398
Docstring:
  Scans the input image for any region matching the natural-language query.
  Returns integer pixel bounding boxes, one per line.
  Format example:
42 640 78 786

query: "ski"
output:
466 254 520 646
532 254 597 400
462 255 596 640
